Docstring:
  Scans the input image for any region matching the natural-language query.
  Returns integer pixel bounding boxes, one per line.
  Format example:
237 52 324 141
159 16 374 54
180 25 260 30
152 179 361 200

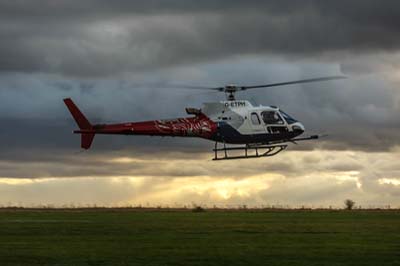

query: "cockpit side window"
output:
250 112 261 125
261 111 284 125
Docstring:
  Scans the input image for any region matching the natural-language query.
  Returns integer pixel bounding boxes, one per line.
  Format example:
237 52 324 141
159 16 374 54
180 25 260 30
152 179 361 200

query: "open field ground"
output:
0 209 399 266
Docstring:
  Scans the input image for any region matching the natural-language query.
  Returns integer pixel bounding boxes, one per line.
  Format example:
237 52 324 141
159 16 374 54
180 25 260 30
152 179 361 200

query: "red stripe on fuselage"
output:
76 114 217 140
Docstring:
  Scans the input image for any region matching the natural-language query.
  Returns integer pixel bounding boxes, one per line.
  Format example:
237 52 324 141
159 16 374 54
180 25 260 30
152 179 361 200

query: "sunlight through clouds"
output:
0 149 399 207
101 149 395 207
1 1 400 208
379 178 400 186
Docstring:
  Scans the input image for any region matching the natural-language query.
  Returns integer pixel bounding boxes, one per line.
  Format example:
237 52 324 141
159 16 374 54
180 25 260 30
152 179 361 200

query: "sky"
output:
1 0 400 208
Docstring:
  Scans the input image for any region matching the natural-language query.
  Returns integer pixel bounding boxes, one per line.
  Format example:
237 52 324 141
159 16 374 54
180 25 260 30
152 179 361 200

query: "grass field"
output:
0 209 399 266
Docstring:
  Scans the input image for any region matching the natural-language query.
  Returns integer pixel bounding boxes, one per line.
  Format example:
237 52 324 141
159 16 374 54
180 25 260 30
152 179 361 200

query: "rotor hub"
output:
224 85 238 101
223 84 238 101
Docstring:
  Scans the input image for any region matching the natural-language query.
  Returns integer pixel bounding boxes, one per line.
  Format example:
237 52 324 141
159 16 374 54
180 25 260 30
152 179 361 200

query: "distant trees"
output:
192 206 205 212
344 199 355 210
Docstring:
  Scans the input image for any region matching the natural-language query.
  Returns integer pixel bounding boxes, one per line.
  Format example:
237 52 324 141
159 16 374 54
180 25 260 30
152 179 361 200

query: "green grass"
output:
0 209 399 266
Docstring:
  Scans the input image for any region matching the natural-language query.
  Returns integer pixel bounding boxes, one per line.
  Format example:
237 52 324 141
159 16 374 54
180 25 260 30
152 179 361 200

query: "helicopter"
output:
64 76 346 160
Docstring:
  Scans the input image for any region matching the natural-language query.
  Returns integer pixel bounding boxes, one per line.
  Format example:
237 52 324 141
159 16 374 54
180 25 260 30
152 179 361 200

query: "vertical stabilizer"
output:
81 133 95 150
63 98 95 149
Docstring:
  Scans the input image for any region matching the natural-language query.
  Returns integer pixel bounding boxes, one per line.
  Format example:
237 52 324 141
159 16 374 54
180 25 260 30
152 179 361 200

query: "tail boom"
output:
64 98 218 149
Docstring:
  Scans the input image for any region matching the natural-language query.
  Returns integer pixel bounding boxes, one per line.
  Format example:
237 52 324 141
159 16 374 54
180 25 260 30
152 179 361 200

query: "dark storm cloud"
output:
1 58 399 157
1 1 400 76
1 0 400 183
0 1 399 210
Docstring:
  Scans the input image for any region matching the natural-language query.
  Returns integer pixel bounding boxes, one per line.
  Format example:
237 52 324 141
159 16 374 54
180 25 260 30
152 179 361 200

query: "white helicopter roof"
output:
202 100 279 118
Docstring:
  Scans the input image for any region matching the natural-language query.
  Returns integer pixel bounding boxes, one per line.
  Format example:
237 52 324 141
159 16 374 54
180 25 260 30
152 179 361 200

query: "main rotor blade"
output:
128 82 224 91
240 76 347 90
160 84 224 91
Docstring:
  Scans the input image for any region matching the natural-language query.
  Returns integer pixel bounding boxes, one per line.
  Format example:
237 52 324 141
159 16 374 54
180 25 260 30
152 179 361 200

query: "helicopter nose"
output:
292 123 305 134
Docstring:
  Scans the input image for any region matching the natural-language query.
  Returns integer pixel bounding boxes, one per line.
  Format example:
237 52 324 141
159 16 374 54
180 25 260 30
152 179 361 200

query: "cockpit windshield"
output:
279 110 297 124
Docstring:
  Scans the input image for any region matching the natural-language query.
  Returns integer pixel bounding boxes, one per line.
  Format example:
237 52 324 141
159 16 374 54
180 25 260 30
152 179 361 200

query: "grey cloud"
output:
0 147 388 180
1 147 400 207
1 1 400 76
1 1 400 209
1 57 400 159
1 1 400 185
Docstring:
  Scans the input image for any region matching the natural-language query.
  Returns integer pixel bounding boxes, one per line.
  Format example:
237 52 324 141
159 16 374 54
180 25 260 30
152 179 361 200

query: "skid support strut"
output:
213 142 288 160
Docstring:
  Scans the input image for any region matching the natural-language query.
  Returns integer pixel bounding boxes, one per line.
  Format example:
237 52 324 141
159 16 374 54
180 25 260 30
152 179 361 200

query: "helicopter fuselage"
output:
202 100 305 144
66 99 305 149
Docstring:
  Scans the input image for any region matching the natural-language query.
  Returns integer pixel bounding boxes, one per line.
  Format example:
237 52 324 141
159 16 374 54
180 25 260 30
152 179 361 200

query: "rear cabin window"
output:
261 111 284 125
251 113 261 125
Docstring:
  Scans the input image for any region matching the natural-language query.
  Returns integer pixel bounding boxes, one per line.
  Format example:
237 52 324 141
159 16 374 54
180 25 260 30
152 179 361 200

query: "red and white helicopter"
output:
64 76 345 160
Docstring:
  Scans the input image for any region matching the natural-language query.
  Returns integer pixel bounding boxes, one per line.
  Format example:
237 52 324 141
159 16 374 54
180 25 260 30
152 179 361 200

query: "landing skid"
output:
213 142 288 161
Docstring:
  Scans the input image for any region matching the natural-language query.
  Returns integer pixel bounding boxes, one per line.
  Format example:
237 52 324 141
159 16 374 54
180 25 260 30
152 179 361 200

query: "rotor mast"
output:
224 85 238 101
